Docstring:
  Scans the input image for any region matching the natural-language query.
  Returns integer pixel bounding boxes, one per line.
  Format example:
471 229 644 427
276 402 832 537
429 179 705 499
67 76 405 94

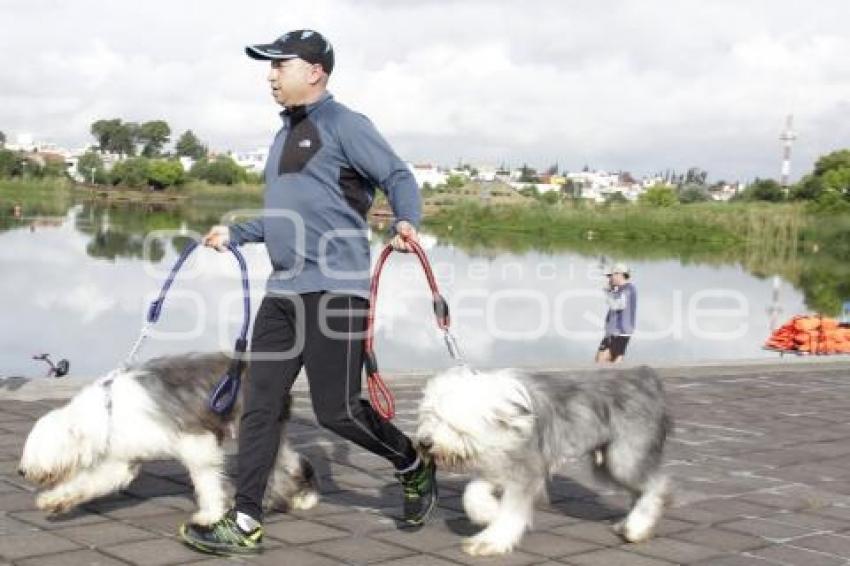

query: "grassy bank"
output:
184 180 262 202
424 200 803 252
0 177 73 201
0 178 74 219
424 199 850 315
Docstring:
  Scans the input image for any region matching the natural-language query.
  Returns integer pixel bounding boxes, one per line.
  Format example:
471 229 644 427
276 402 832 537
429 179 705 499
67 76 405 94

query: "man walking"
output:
596 263 637 364
180 29 437 555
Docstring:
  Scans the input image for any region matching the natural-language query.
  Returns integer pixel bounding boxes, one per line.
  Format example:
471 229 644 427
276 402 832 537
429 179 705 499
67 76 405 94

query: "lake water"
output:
0 201 819 379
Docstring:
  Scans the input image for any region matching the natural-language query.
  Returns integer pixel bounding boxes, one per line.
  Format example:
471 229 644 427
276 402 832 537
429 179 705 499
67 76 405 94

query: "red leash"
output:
364 236 458 420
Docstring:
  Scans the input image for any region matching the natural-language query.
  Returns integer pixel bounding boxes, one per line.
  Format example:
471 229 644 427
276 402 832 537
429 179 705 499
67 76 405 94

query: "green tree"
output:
0 149 24 177
539 190 561 205
110 157 151 187
0 130 5 148
813 149 850 176
35 159 68 178
120 122 139 156
445 174 466 189
806 190 850 214
148 159 185 189
175 129 208 160
77 151 105 184
244 170 263 185
791 149 850 202
137 120 171 157
791 174 825 201
91 119 137 155
678 184 710 204
638 184 678 207
189 156 247 185
820 167 850 195
738 179 785 202
683 167 708 186
91 119 121 152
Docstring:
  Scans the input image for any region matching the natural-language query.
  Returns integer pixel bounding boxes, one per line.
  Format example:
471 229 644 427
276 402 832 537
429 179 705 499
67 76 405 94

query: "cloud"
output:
2 0 849 180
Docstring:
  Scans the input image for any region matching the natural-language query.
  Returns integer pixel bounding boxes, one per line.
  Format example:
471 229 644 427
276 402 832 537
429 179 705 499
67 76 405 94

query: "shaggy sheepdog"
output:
19 353 318 525
416 365 672 556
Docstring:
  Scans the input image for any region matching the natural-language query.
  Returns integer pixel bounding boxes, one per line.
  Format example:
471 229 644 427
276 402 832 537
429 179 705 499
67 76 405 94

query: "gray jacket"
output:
228 92 421 298
604 282 637 336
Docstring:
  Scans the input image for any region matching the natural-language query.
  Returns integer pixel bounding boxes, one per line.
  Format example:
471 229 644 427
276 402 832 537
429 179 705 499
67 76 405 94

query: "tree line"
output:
517 155 850 213
77 151 261 189
89 119 207 160
0 121 260 188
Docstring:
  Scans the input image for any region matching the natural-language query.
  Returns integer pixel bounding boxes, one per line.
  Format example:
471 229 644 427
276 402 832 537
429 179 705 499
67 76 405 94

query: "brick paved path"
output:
2 362 850 565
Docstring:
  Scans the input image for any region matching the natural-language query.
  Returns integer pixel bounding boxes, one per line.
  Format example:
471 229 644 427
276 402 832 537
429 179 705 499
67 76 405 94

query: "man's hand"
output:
390 220 418 252
203 225 230 252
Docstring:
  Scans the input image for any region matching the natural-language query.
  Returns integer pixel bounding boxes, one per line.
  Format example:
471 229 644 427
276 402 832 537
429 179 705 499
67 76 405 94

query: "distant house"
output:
232 148 268 175
178 156 195 172
507 181 562 194
566 170 618 201
709 182 744 201
473 165 497 182
406 162 446 188
494 167 512 183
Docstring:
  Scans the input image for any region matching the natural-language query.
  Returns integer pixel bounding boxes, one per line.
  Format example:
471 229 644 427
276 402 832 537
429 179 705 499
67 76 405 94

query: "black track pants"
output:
234 292 417 520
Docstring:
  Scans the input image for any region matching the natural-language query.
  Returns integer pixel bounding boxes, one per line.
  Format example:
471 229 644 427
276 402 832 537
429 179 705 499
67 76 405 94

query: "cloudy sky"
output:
2 0 849 181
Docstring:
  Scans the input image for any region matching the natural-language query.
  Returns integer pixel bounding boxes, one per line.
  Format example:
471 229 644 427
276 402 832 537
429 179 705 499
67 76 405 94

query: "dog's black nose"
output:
418 437 433 452
17 468 25 477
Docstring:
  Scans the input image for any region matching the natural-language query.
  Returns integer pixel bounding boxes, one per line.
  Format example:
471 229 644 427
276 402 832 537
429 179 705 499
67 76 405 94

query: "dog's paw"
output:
462 535 515 556
621 514 658 543
463 480 500 526
289 489 319 511
36 491 76 514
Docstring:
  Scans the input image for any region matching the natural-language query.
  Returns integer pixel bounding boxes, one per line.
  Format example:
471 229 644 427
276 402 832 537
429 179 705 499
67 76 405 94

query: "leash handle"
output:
364 234 461 420
123 240 253 417
147 241 199 324
226 243 252 343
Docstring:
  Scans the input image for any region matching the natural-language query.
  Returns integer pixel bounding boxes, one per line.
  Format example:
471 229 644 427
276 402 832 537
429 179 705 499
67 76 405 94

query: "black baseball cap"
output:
246 29 334 75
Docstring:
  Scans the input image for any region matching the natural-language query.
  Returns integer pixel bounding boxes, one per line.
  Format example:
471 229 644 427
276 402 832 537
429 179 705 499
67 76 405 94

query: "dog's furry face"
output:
20 405 83 487
416 366 535 472
19 383 109 487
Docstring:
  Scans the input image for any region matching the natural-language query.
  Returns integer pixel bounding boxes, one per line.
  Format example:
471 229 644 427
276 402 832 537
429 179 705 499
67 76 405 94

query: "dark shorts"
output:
599 335 631 358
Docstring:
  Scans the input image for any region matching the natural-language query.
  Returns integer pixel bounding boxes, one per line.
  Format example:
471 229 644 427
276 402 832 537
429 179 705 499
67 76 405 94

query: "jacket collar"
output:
280 91 333 122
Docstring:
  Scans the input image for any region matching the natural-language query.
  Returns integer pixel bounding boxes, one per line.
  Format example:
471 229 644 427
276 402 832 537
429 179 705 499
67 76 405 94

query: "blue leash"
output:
123 240 251 416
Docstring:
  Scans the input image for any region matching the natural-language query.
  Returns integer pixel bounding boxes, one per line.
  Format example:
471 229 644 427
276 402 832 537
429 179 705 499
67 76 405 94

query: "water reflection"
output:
0 198 846 378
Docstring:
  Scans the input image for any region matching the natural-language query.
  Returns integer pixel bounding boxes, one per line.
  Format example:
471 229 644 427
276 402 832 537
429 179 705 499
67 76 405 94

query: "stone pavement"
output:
2 360 850 565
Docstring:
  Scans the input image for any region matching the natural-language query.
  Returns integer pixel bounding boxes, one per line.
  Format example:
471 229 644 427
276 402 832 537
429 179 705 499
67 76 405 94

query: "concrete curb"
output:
2 356 847 402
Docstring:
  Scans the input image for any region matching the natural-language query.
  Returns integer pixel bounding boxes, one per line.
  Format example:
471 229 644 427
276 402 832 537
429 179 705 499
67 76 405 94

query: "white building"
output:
178 156 195 172
5 134 75 157
565 170 620 201
641 176 667 188
709 182 744 201
473 165 497 182
66 148 123 182
508 181 562 194
233 148 268 175
407 163 447 188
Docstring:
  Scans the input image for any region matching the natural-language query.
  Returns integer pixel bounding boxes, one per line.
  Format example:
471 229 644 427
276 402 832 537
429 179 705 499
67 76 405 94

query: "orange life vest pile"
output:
765 315 850 354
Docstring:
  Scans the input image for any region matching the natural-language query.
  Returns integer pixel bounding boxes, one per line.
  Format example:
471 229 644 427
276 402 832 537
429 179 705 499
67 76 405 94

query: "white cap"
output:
605 262 630 276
